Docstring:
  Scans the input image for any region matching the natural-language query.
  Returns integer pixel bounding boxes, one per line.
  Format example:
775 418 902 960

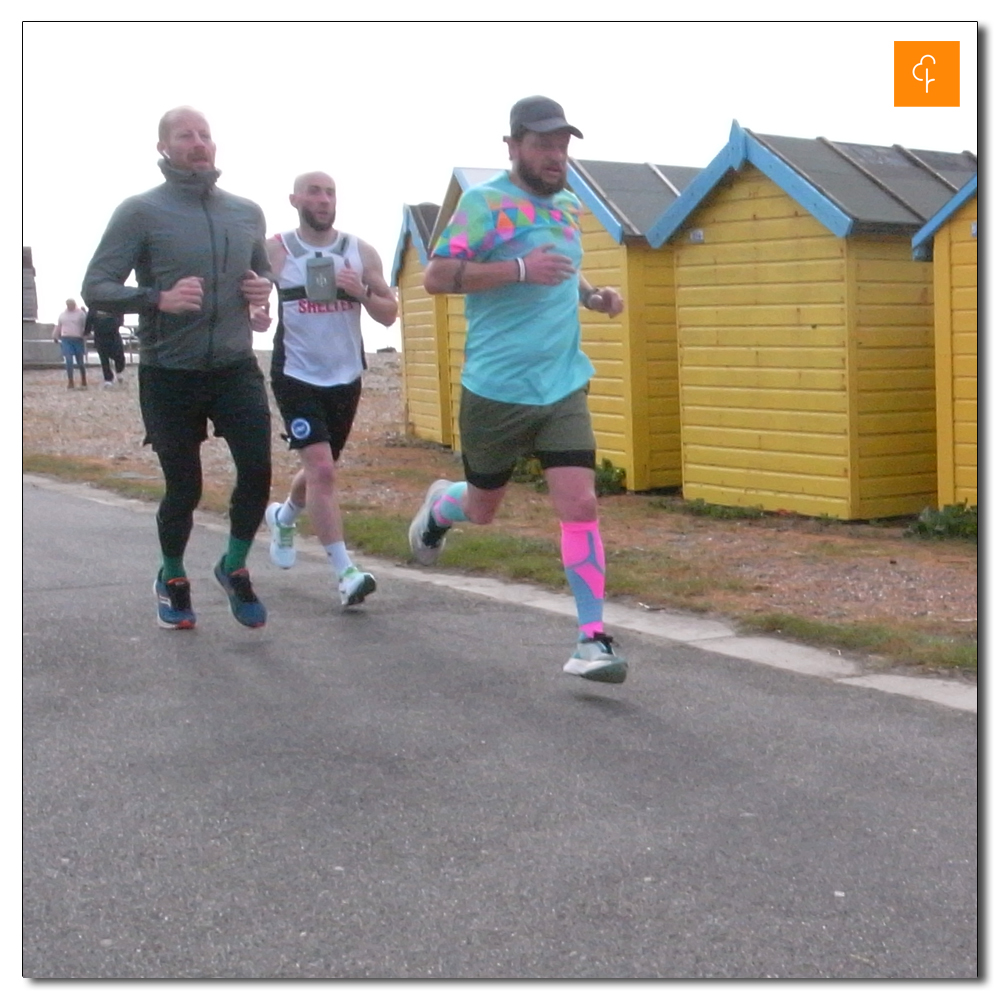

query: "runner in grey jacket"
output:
83 158 270 370
81 107 274 632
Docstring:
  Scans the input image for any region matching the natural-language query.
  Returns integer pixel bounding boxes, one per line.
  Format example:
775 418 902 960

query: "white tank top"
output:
275 230 365 386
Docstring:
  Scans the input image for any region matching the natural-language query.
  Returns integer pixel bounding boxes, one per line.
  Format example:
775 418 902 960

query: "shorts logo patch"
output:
290 418 312 440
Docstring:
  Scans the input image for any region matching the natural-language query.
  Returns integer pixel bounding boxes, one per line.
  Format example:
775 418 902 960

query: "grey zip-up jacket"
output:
82 160 270 370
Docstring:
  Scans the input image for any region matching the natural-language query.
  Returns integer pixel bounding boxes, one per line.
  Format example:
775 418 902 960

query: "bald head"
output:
290 172 337 234
158 106 209 143
293 171 335 195
157 107 216 172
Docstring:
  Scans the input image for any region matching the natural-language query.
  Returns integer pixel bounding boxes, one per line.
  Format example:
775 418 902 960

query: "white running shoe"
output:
265 502 296 569
407 479 454 566
338 567 377 607
562 633 628 684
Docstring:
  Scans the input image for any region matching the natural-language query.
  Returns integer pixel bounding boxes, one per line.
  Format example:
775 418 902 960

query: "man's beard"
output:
516 161 565 197
300 207 334 232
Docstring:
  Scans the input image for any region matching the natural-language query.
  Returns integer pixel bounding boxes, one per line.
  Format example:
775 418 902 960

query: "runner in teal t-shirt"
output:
407 95 631 685
433 171 594 405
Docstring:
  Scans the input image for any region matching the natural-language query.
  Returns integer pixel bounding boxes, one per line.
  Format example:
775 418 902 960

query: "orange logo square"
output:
894 41 960 106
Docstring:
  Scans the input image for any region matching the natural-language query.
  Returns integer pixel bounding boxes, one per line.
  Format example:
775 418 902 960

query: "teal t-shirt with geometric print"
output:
431 171 594 405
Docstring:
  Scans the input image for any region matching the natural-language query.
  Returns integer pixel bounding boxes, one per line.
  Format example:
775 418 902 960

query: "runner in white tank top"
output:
252 171 398 608
271 228 366 387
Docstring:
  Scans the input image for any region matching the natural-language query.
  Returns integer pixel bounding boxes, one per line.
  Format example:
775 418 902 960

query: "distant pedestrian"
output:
53 298 88 389
410 96 628 684
83 106 274 631
84 309 127 388
258 170 398 608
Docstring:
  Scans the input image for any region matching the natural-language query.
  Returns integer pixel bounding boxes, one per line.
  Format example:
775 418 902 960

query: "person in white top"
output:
255 171 397 608
53 298 89 389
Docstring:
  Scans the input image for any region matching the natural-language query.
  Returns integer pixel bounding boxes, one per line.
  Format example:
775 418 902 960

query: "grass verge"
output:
25 454 977 676
742 612 977 675
343 510 976 675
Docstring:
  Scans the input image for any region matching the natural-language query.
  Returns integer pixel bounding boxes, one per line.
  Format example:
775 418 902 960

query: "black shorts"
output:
138 359 271 455
270 372 362 458
458 386 596 490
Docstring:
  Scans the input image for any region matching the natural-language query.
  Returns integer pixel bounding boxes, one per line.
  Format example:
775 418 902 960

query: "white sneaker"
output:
407 479 454 566
265 502 296 569
562 633 628 684
102 381 115 390
338 567 377 607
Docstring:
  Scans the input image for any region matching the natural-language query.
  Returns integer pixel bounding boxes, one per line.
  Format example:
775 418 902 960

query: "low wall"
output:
23 322 63 368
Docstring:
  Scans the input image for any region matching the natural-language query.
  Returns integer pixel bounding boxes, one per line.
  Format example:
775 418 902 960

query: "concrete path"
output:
22 476 978 979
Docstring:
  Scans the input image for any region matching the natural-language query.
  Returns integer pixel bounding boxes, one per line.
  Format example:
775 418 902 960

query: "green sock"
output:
162 557 186 581
222 537 253 574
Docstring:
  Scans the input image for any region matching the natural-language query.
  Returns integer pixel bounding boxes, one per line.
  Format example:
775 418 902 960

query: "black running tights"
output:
155 436 271 559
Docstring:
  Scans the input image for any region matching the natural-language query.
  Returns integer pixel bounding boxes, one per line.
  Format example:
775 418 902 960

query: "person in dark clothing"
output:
84 309 127 387
82 106 274 631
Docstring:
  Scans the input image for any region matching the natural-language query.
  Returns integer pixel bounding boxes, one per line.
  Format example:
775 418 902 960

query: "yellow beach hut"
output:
911 175 978 507
646 122 977 520
568 159 701 490
391 202 450 444
397 169 501 449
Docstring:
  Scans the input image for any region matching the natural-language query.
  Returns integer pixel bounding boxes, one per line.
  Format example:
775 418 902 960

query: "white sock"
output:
278 499 303 527
326 541 354 577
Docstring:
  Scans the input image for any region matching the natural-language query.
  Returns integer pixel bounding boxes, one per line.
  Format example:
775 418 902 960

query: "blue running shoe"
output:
154 573 196 630
213 559 267 628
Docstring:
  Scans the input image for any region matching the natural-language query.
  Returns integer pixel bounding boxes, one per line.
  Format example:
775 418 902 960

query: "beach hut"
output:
912 175 978 508
568 159 701 490
391 202 451 444
646 122 977 520
395 169 500 449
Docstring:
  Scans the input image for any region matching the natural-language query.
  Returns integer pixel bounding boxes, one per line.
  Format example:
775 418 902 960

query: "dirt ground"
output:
23 354 977 669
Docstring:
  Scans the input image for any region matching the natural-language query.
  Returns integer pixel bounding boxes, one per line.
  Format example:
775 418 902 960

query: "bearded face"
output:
509 129 572 197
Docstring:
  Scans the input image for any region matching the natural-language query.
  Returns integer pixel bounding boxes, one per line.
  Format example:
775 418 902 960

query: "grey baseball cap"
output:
509 96 583 139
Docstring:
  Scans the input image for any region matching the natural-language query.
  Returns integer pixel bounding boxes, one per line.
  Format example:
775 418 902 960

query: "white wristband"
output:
515 257 526 283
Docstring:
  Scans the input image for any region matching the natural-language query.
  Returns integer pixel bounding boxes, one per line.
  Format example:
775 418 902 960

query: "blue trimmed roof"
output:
647 121 976 248
911 174 978 260
390 202 439 286
569 159 701 245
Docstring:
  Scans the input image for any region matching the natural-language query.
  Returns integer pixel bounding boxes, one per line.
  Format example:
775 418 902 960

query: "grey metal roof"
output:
409 202 440 252
571 159 701 237
749 131 977 232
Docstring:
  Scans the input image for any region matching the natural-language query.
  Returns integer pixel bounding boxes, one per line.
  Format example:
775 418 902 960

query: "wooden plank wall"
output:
578 211 681 491
399 244 450 444
445 294 467 454
579 212 629 479
850 238 937 518
626 244 682 490
674 168 853 517
934 197 978 507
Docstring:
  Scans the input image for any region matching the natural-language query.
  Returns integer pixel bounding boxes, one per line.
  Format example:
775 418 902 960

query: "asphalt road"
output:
22 478 978 979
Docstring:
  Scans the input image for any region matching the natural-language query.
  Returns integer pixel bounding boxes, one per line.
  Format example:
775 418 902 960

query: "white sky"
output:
22 14 980 352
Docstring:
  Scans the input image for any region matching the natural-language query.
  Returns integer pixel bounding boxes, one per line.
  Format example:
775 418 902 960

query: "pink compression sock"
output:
560 520 606 639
